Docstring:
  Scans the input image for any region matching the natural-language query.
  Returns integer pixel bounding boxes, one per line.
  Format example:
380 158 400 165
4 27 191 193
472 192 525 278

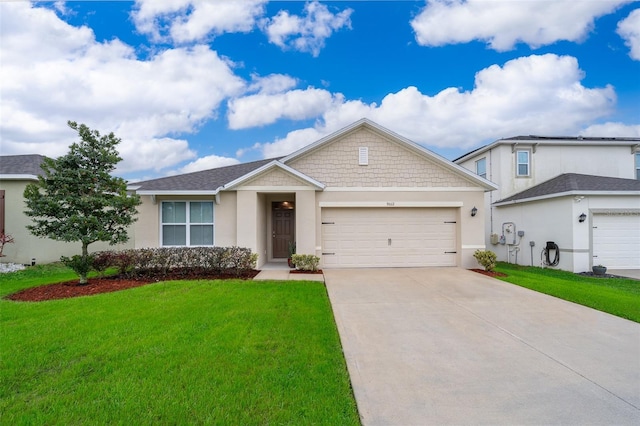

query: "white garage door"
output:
592 213 640 269
321 207 457 268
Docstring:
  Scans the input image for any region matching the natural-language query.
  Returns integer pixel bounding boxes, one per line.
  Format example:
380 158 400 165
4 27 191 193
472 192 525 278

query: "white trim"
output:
515 149 531 177
136 190 220 196
323 186 484 192
223 160 325 190
358 147 369 165
455 138 640 164
0 174 39 181
236 186 318 192
494 190 640 206
319 201 464 208
591 208 640 215
160 200 215 247
462 245 486 250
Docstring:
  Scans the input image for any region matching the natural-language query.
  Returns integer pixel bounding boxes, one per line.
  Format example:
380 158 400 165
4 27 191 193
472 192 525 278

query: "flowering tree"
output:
0 233 15 257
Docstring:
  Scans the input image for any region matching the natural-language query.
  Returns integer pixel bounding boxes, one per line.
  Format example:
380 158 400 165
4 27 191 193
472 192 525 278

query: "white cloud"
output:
247 73 298 94
132 0 267 43
256 54 617 157
411 0 628 51
581 122 640 137
617 8 640 60
174 155 240 174
0 2 246 175
262 1 353 57
227 87 337 129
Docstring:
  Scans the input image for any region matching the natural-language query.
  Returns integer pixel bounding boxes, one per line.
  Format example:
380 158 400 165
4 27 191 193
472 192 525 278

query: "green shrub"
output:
473 250 497 272
60 254 95 284
93 247 258 278
291 254 320 272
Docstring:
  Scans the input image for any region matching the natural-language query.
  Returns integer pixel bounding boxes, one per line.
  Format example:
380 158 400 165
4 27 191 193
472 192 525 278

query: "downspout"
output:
489 148 494 235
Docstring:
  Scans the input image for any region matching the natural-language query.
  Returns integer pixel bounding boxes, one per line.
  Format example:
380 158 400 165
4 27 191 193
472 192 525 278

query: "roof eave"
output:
223 160 326 190
0 174 40 181
135 190 221 196
455 138 640 164
494 190 640 206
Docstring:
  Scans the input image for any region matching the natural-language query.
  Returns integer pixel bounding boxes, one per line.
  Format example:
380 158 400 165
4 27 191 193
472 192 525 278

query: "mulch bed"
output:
469 268 507 278
6 270 260 302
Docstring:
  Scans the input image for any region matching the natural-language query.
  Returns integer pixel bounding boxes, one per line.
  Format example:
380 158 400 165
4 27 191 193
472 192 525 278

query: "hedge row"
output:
93 246 258 278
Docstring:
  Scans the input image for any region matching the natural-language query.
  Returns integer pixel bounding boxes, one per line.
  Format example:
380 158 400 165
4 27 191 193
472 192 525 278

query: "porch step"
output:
253 270 325 282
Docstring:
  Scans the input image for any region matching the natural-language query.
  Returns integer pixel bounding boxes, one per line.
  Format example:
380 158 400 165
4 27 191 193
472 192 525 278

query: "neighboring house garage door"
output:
321 207 457 268
592 213 640 269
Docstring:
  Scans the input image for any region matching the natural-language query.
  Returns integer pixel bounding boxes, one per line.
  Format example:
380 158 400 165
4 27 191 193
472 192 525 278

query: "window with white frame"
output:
636 152 640 180
475 157 487 179
161 201 214 246
516 150 530 177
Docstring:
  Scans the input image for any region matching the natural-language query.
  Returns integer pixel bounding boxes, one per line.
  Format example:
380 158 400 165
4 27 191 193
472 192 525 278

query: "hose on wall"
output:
541 242 560 267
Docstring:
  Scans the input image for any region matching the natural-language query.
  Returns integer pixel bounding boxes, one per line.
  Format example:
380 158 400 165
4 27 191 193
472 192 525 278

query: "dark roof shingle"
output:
0 155 47 176
496 173 640 204
132 158 278 191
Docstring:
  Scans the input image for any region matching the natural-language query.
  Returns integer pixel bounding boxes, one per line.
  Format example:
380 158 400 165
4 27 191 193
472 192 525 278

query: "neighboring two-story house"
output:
0 155 133 265
455 137 640 272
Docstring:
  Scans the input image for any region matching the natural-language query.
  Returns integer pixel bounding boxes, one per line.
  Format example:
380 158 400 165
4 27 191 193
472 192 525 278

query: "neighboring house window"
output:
161 201 214 246
636 152 640 180
516 150 530 177
475 158 487 179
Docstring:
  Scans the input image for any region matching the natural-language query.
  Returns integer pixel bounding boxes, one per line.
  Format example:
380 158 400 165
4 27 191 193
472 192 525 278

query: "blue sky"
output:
1 1 639 182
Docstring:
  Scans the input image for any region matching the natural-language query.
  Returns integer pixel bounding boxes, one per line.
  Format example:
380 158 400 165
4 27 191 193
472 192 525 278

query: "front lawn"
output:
0 266 360 425
494 262 640 323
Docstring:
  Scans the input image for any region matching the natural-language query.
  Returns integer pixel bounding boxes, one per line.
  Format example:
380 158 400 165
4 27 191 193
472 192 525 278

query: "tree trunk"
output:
79 242 89 285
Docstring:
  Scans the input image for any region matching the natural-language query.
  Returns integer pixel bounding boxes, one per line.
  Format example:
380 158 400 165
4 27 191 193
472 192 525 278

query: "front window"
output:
516 150 530 177
636 152 640 180
475 158 487 179
162 201 214 246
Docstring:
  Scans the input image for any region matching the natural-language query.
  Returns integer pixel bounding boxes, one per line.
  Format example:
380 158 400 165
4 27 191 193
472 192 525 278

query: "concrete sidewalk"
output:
253 269 324 281
609 269 640 280
325 267 640 425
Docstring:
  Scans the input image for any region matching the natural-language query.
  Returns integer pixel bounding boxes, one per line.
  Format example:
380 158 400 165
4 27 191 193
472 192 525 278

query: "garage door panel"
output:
321 207 457 268
593 214 640 269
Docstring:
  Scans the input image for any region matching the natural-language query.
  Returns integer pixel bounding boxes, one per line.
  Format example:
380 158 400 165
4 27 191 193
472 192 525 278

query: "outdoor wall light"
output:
578 213 586 223
471 206 478 217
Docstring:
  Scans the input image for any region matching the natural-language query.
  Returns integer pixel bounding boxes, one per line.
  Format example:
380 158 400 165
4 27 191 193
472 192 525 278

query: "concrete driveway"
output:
324 268 640 425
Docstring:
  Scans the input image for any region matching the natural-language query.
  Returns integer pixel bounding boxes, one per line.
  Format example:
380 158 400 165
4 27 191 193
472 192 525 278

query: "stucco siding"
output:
459 144 637 201
289 128 475 188
493 197 576 270
1 179 133 264
134 195 160 248
215 192 237 247
134 194 231 249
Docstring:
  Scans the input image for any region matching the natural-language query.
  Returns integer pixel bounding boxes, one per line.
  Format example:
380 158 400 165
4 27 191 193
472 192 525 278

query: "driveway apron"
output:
324 268 640 425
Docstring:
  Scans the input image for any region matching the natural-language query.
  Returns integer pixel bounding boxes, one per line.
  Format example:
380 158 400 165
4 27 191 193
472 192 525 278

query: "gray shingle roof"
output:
0 155 46 176
132 158 278 191
496 173 640 204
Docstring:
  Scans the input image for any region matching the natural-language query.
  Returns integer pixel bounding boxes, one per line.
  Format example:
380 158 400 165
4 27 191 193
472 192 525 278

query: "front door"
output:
272 202 295 258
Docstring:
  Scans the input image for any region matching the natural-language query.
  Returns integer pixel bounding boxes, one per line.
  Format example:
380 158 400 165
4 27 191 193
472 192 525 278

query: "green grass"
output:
0 265 360 425
494 262 640 323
